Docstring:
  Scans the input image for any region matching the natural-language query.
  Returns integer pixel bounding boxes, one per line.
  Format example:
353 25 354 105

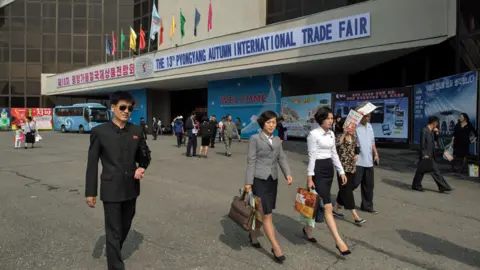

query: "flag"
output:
159 19 164 45
194 8 201 36
170 15 175 39
208 1 212 31
111 31 117 55
150 2 160 41
139 27 146 50
120 30 126 51
180 10 186 37
129 27 137 52
106 36 112 56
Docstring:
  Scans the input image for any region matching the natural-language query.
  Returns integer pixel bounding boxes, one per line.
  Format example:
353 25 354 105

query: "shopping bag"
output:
228 189 263 231
443 143 453 161
35 133 42 142
295 188 323 228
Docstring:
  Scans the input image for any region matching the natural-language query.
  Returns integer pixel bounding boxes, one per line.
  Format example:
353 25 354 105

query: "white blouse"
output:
307 127 345 176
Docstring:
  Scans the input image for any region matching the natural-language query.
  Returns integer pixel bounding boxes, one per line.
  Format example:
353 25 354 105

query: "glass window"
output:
0 64 8 79
26 17 41 32
0 80 9 95
141 1 149 16
73 35 86 50
58 19 72 34
26 81 40 95
42 18 56 34
88 19 102 34
10 63 25 79
26 65 41 78
134 3 141 18
119 5 133 19
11 96 25 107
10 1 25 17
11 49 25 62
26 49 40 62
42 50 56 64
10 17 25 32
27 96 40 107
88 35 102 50
58 3 72 19
10 81 25 95
58 34 71 49
42 2 57 18
58 50 71 63
42 64 56 74
1 47 9 62
0 96 8 107
73 18 86 34
57 63 73 73
27 2 41 17
10 32 25 49
73 51 85 64
74 4 87 18
88 50 101 65
42 34 56 49
89 4 102 19
268 0 284 14
26 34 41 49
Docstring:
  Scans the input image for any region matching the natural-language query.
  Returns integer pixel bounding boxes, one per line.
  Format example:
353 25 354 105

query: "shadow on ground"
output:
92 230 144 260
397 229 480 268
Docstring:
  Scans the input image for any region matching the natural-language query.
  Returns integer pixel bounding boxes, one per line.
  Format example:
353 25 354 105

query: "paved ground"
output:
0 132 479 270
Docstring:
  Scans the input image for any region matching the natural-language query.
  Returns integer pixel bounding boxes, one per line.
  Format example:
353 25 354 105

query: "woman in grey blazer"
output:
245 110 292 264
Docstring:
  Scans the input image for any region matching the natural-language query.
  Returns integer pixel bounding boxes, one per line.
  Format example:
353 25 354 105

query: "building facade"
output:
0 0 137 108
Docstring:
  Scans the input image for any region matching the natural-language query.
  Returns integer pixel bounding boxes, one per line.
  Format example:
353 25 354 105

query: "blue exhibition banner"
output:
413 72 478 151
208 74 281 139
128 89 147 125
154 13 370 72
333 87 411 143
280 94 332 138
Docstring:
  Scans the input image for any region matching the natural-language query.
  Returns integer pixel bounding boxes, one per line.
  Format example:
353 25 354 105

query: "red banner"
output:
10 108 28 130
10 108 53 130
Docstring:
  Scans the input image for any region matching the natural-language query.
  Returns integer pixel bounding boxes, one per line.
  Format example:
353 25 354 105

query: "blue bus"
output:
53 103 110 133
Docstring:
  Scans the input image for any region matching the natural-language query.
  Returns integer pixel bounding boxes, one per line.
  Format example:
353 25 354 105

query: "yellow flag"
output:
170 15 176 39
129 27 137 51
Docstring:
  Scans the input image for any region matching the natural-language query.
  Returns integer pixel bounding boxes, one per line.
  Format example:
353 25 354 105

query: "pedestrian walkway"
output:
0 132 479 269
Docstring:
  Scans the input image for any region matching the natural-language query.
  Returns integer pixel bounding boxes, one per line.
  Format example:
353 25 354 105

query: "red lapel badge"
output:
133 135 138 139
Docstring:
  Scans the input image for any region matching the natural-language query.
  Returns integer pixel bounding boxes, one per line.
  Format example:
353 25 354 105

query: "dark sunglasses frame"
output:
118 105 134 112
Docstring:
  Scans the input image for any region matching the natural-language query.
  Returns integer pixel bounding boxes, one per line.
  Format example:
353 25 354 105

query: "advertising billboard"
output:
0 108 10 130
10 108 53 130
413 71 478 153
208 74 281 139
280 93 332 138
333 87 411 143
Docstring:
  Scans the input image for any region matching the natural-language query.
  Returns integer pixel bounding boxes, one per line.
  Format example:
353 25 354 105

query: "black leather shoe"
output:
412 186 425 192
302 228 317 243
336 245 352 256
271 249 286 263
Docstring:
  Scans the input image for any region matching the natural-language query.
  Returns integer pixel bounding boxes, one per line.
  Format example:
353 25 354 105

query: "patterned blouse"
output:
336 134 359 174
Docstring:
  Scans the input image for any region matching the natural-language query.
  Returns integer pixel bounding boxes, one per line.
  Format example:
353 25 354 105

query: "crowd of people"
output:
84 91 477 268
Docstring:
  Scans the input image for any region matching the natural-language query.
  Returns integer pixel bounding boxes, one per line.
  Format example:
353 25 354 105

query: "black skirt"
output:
336 172 355 210
252 176 277 215
25 132 35 144
201 136 211 146
313 159 334 204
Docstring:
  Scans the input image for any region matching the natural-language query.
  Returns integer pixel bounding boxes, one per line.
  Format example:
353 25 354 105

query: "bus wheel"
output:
61 125 66 133
79 125 85 133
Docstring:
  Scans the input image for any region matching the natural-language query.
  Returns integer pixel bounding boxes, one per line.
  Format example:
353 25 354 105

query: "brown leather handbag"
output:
228 192 262 231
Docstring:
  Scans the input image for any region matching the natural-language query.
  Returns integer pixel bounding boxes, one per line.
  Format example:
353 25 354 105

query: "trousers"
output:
353 166 375 211
412 160 451 190
186 134 197 156
103 198 137 270
224 137 233 154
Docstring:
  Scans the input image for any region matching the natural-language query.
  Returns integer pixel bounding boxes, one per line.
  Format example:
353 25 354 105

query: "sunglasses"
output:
118 105 134 112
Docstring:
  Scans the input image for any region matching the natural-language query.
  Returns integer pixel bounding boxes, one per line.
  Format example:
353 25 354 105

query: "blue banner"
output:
333 87 410 143
154 13 370 72
208 74 281 139
413 72 478 150
280 94 331 138
128 89 147 125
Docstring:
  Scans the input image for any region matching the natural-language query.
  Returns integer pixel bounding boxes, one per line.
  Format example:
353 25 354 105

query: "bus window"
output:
90 108 109 123
84 108 89 122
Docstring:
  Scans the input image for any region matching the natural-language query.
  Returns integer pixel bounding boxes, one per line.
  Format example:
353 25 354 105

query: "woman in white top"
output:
23 116 36 149
304 107 351 256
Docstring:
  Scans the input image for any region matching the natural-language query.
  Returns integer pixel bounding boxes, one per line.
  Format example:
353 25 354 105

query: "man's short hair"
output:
428 116 439 124
110 91 135 106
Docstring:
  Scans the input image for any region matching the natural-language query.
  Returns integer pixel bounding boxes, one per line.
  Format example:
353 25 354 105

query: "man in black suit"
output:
85 91 151 270
412 116 453 193
209 115 218 148
185 111 198 157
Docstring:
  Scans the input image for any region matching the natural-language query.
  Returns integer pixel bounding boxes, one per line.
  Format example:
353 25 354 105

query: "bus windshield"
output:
89 108 109 122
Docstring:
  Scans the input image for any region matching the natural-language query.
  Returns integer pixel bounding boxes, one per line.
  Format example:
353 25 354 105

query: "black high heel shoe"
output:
336 245 352 256
302 227 317 243
271 248 286 263
248 233 261 249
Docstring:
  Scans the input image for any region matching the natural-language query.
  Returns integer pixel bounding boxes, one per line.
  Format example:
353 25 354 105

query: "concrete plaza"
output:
0 132 479 270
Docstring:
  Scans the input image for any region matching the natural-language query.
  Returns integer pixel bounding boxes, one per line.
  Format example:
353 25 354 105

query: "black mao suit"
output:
86 122 151 270
412 127 451 191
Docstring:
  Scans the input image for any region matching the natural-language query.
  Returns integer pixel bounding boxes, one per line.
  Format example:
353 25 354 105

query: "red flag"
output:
159 19 164 45
208 1 213 31
111 31 117 55
139 28 146 50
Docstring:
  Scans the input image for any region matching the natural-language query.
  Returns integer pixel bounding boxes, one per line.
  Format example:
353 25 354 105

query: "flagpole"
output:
121 28 123 59
139 24 142 55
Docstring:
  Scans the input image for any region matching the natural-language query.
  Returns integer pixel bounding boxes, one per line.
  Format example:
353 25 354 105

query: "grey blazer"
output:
245 133 291 185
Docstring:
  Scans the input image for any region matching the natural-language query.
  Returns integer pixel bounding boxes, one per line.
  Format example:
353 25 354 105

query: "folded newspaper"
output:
343 102 376 132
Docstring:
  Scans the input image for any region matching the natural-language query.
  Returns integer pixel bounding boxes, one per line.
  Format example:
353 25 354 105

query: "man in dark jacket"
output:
85 91 151 269
140 117 148 140
185 111 198 157
209 115 218 148
412 116 453 193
